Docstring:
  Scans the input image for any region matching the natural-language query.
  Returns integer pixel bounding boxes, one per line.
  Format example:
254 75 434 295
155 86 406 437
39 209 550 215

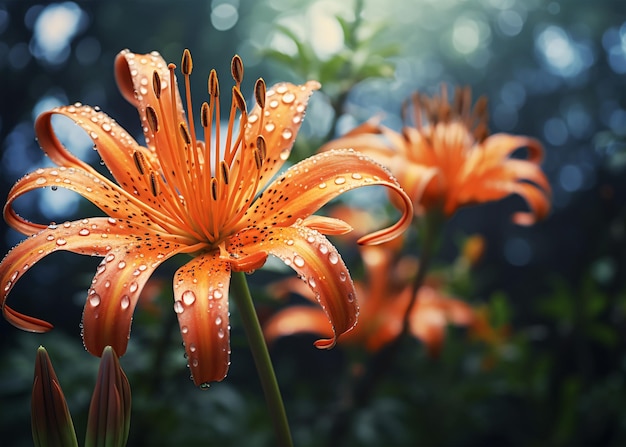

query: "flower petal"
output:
82 232 186 358
264 305 333 345
35 105 163 204
173 252 232 386
244 149 413 245
230 225 358 349
4 165 184 239
245 81 320 191
0 218 134 332
114 50 186 154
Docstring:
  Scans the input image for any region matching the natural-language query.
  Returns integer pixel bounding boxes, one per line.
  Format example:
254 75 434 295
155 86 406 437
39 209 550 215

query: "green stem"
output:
230 271 293 447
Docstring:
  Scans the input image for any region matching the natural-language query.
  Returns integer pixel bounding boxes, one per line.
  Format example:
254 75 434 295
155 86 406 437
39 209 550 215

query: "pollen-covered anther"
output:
181 49 193 76
253 148 263 170
145 105 159 133
232 88 246 113
230 55 244 85
220 161 230 185
132 151 147 175
254 78 266 109
256 135 267 160
179 123 192 145
210 177 218 200
201 102 210 127
208 70 219 97
149 171 160 196
152 70 161 99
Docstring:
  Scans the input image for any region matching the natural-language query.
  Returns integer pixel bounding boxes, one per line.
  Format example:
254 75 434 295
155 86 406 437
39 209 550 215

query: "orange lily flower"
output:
0 49 412 387
323 85 551 224
265 245 475 355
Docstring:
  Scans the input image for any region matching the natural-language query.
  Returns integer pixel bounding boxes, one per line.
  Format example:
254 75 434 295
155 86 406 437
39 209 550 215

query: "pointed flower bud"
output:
85 346 131 447
31 346 78 447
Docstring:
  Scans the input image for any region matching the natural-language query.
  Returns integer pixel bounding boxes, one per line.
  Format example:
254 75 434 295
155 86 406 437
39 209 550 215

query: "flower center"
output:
132 51 267 248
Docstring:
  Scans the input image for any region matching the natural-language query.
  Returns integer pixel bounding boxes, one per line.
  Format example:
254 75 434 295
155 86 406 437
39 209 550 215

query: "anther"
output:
132 151 147 175
181 49 193 76
146 106 159 133
256 135 267 160
208 70 219 97
179 123 192 145
152 70 161 99
210 177 218 200
253 148 263 170
220 161 230 185
254 78 266 109
232 87 246 113
201 102 210 128
149 171 160 196
231 55 244 84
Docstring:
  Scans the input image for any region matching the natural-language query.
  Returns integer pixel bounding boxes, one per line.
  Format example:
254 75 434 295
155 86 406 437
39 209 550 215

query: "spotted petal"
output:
172 253 231 386
244 149 413 245
230 225 358 349
245 81 321 192
82 231 188 358
0 218 143 332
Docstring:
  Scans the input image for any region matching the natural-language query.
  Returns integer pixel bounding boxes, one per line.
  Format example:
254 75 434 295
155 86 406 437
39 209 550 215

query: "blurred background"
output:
1 0 626 445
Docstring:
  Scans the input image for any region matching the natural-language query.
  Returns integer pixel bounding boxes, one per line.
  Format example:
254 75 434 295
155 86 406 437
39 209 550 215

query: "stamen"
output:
210 177 218 201
208 70 219 97
256 135 267 160
181 49 193 76
201 102 210 128
132 151 147 175
253 148 263 170
152 70 161 99
149 171 160 196
220 161 229 185
231 55 244 85
232 87 246 113
254 78 266 109
146 106 159 133
179 123 192 146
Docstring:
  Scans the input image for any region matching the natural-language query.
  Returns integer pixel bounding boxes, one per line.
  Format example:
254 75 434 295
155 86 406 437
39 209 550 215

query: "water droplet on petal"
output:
328 252 339 265
174 301 184 314
182 290 196 306
36 178 47 185
351 173 363 180
120 295 130 310
215 316 222 325
129 281 138 293
319 244 329 254
200 382 211 390
293 255 305 268
282 92 295 104
46 235 55 241
318 182 327 189
308 277 316 288
281 128 293 140
56 238 67 246
279 148 290 160
181 325 189 334
79 228 90 236
217 328 225 338
339 271 347 282
89 294 101 307
334 177 346 185
347 292 355 302
213 290 223 299
264 122 275 132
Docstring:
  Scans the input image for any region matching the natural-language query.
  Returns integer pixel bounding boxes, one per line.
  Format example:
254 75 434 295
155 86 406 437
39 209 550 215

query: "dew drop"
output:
107 217 117 225
79 228 90 236
120 295 130 310
269 99 279 108
129 281 138 293
89 294 101 307
307 236 316 244
293 255 305 268
174 301 184 314
215 316 222 325
308 277 317 288
282 92 295 104
351 173 363 180
213 290 223 299
51 185 58 191
279 148 290 160
192 358 199 367
96 264 106 274
286 239 294 246
105 253 115 262
334 177 346 185
36 178 47 185
56 238 67 246
46 235 55 241
347 292 355 302
339 271 347 282
318 182 327 189
281 128 293 140
117 261 126 269
104 280 111 288
328 252 339 265
319 244 329 254
189 344 197 353
182 290 196 306
217 328 225 338
102 122 112 132
181 325 189 334
248 114 258 123
265 122 275 132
